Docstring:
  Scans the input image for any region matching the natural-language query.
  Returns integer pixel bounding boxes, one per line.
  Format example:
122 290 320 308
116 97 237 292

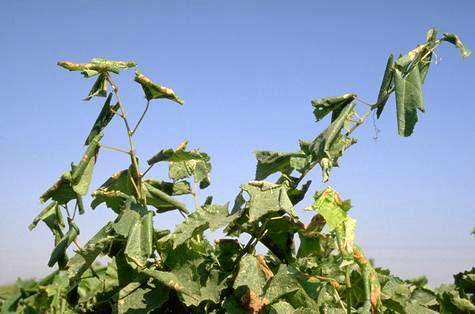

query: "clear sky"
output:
0 1 473 286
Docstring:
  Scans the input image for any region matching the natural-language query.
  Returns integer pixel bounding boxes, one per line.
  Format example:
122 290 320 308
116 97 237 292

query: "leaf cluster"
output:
1 29 473 314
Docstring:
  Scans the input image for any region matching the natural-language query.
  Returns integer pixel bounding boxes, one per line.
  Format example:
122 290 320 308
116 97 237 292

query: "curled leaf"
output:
312 93 356 121
134 70 184 105
442 33 471 58
85 93 119 145
57 58 137 77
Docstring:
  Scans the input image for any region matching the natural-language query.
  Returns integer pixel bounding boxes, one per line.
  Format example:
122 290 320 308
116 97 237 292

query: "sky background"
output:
0 1 474 286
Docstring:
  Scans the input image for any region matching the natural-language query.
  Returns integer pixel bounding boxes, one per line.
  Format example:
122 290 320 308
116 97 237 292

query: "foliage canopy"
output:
1 28 473 314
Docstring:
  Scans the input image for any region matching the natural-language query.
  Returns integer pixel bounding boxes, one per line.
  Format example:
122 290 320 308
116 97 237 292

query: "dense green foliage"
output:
1 29 473 314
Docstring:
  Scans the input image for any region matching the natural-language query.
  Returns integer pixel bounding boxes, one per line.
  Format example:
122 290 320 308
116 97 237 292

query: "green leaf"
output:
142 238 219 307
442 33 471 58
394 64 424 137
264 264 318 308
259 216 301 263
91 169 134 213
214 239 242 273
404 303 439 314
376 54 394 118
85 93 119 145
142 179 191 196
241 181 297 224
57 58 137 77
48 220 80 267
114 206 143 237
66 222 115 284
269 301 296 313
124 211 154 268
147 147 211 187
234 254 269 297
142 181 189 214
454 267 475 294
311 94 356 121
39 132 103 209
72 133 103 190
147 147 202 165
254 150 310 180
309 103 356 161
117 282 169 314
141 269 200 306
134 70 184 105
436 284 475 313
29 201 64 233
40 171 76 205
166 203 235 248
287 179 312 205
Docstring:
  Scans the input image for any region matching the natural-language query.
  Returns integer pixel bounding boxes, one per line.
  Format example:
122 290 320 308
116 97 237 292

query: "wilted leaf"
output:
240 289 270 314
29 201 64 233
57 58 137 77
40 171 76 205
83 73 107 101
147 147 211 188
125 211 154 268
394 65 424 137
142 179 191 196
287 179 312 205
310 187 350 230
312 93 356 121
375 54 394 118
134 70 184 105
142 181 189 214
166 203 235 248
320 135 356 182
309 103 356 182
91 169 134 213
254 150 310 180
48 220 80 267
66 222 115 284
85 93 120 144
442 33 471 58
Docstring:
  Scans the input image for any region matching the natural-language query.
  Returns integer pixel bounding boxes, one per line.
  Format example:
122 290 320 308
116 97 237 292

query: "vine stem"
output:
141 164 154 178
100 143 130 155
355 97 373 107
106 74 144 204
132 100 150 135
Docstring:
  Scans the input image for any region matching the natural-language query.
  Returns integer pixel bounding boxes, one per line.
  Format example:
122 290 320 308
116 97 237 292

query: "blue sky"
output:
0 1 474 286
